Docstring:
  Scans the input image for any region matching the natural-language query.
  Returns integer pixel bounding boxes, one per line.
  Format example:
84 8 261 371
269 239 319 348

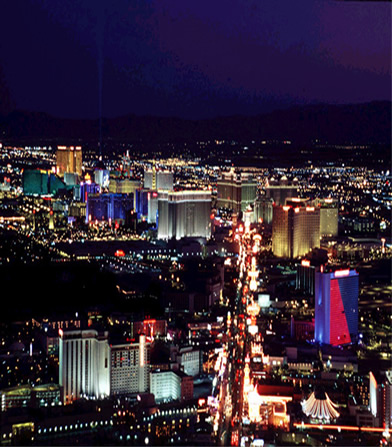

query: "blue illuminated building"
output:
315 269 359 346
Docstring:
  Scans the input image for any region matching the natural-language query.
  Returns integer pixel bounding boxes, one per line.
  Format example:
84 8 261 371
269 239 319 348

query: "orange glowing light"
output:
115 250 125 257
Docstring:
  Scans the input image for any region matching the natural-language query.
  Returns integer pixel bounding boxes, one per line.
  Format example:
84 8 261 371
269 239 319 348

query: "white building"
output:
144 169 174 191
59 329 110 404
150 370 181 403
157 190 212 240
177 347 202 377
110 335 150 395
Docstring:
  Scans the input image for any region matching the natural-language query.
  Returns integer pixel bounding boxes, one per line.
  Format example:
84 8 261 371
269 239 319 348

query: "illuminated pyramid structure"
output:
302 388 340 422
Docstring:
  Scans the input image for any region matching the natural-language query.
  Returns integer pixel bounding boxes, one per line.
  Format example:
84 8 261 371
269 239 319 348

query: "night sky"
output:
0 0 390 119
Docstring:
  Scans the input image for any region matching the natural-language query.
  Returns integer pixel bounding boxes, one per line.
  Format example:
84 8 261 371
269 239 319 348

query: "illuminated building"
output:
290 316 315 341
254 196 273 224
0 384 62 412
64 172 80 187
94 168 110 189
265 176 298 206
131 319 167 339
315 269 359 346
157 190 211 240
147 190 159 224
135 188 149 218
110 335 150 395
22 170 67 196
272 205 320 258
108 178 140 209
80 181 100 203
216 170 257 213
150 370 193 403
59 329 110 403
175 347 203 377
246 385 291 429
319 202 338 237
369 370 392 429
295 259 317 295
144 168 173 191
56 146 82 177
86 193 133 223
302 390 340 421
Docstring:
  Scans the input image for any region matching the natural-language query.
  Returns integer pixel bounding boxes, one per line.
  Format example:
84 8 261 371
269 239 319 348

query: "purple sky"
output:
0 0 390 119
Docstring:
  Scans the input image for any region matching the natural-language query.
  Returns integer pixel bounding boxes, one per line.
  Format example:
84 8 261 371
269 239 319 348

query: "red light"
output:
153 192 158 198
115 250 125 257
330 279 351 346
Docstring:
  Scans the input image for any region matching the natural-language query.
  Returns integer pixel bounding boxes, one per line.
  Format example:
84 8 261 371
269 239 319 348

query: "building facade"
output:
157 190 211 240
59 329 110 403
110 335 150 396
144 169 174 191
150 370 181 403
314 269 359 346
216 171 257 213
272 205 320 258
86 193 133 223
56 146 82 177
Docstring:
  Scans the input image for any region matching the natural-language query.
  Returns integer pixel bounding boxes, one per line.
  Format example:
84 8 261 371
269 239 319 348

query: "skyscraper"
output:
216 170 257 213
144 168 174 191
265 176 298 206
157 190 212 240
315 269 359 346
110 335 150 396
56 146 82 177
254 196 274 224
272 205 320 258
86 193 133 223
317 199 339 237
59 329 110 403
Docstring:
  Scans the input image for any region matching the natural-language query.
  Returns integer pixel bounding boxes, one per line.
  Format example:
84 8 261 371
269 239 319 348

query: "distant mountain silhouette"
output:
0 101 390 144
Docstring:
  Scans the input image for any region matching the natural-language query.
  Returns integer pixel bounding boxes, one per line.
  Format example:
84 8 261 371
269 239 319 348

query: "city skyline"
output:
0 1 390 446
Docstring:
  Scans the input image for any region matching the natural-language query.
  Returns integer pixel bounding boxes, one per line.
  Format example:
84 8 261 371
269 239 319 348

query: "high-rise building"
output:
216 170 257 213
318 199 339 237
265 176 298 206
108 178 140 209
56 146 82 177
144 168 174 191
150 369 193 403
157 190 211 240
22 170 67 196
296 259 317 296
150 370 181 402
86 193 133 223
272 205 320 258
314 269 359 346
369 370 392 429
254 196 274 224
59 329 110 403
147 191 159 225
110 335 150 396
